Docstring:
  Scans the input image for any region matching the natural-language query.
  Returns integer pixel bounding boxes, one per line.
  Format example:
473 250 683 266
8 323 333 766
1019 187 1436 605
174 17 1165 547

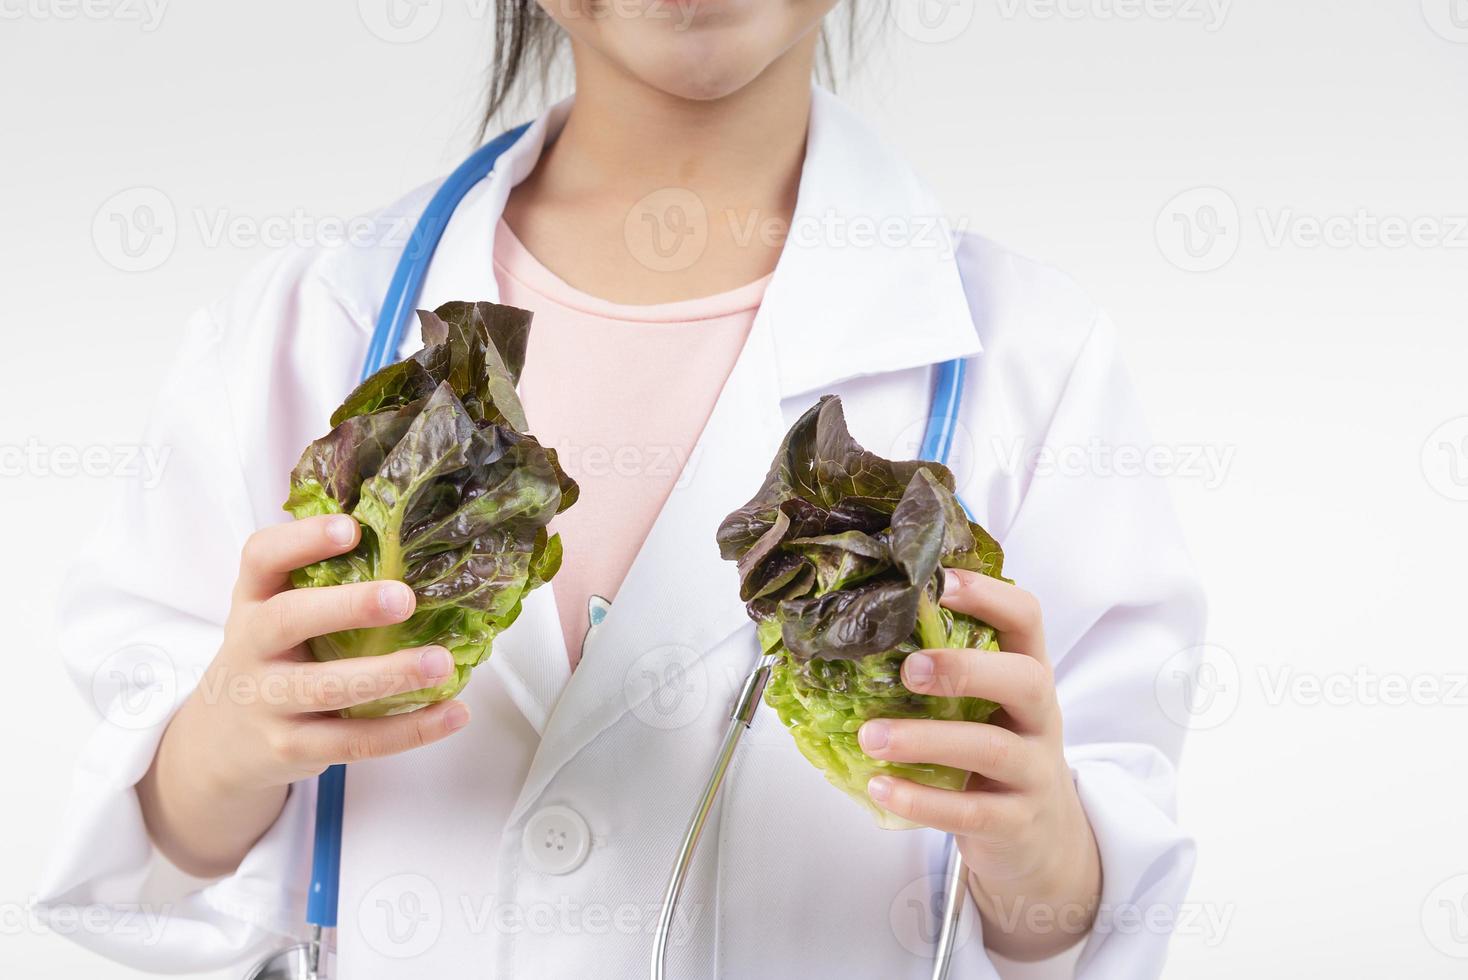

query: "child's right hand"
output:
138 514 470 876
200 513 470 788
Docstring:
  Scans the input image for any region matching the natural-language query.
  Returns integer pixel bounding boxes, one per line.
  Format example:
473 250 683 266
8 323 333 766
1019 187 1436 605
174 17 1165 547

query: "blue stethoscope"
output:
278 126 970 980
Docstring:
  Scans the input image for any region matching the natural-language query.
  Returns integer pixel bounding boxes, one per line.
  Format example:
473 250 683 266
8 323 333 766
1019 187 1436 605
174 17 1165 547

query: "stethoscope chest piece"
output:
242 940 316 980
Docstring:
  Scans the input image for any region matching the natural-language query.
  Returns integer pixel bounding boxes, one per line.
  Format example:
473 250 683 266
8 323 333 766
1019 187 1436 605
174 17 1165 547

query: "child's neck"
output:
500 35 813 306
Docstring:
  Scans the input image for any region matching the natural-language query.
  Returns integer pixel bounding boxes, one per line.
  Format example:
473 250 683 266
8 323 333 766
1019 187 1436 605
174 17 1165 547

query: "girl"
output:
39 3 1204 978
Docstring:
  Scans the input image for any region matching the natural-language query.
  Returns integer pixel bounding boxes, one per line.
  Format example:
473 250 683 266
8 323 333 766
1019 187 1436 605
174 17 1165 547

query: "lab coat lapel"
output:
507 310 789 823
761 86 982 399
347 87 983 396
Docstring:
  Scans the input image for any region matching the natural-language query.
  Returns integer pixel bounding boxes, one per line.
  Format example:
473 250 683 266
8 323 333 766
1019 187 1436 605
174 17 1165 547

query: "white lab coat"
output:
37 88 1205 979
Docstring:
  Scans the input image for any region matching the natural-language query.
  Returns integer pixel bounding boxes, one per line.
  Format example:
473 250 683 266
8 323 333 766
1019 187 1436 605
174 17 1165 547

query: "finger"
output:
237 516 361 601
272 646 458 714
867 776 1022 840
939 570 1046 662
294 699 471 765
858 719 1036 787
250 580 415 654
901 649 1057 734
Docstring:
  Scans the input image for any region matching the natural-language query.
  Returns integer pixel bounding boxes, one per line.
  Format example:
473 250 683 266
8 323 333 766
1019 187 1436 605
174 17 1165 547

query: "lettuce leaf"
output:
284 301 575 718
717 396 1008 829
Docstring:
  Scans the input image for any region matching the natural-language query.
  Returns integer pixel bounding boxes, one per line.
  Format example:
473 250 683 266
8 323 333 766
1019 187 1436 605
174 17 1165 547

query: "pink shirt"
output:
495 220 767 666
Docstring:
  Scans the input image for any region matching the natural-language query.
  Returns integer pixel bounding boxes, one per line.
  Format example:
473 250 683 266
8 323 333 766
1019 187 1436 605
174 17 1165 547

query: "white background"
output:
3 1 1467 977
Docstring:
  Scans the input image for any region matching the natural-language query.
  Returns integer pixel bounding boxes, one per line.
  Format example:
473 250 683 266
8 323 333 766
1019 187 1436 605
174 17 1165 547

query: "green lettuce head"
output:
716 396 1008 829
284 301 577 718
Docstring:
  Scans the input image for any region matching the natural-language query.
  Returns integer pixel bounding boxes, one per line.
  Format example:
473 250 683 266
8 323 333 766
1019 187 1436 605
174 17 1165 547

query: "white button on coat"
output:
522 805 591 875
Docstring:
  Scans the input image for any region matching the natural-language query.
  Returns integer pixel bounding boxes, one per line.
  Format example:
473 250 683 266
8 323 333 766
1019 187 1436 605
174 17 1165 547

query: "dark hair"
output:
479 2 867 139
482 2 560 138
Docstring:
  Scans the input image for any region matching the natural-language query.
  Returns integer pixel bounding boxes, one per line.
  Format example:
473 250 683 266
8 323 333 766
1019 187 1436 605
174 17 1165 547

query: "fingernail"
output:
868 776 893 803
944 570 960 594
379 582 413 617
420 647 453 681
904 652 934 687
327 516 357 547
444 703 470 731
860 720 890 752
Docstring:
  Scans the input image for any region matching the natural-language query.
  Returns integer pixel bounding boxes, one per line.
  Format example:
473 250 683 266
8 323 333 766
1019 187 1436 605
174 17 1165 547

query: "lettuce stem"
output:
380 529 404 581
357 524 407 661
916 590 948 650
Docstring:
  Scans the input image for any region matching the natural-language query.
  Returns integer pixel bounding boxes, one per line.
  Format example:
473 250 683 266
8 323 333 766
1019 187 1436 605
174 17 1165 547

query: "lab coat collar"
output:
761 86 983 395
374 86 982 391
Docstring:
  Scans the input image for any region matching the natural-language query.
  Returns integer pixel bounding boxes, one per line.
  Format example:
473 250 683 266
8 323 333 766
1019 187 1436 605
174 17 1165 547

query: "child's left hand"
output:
857 568 1103 960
